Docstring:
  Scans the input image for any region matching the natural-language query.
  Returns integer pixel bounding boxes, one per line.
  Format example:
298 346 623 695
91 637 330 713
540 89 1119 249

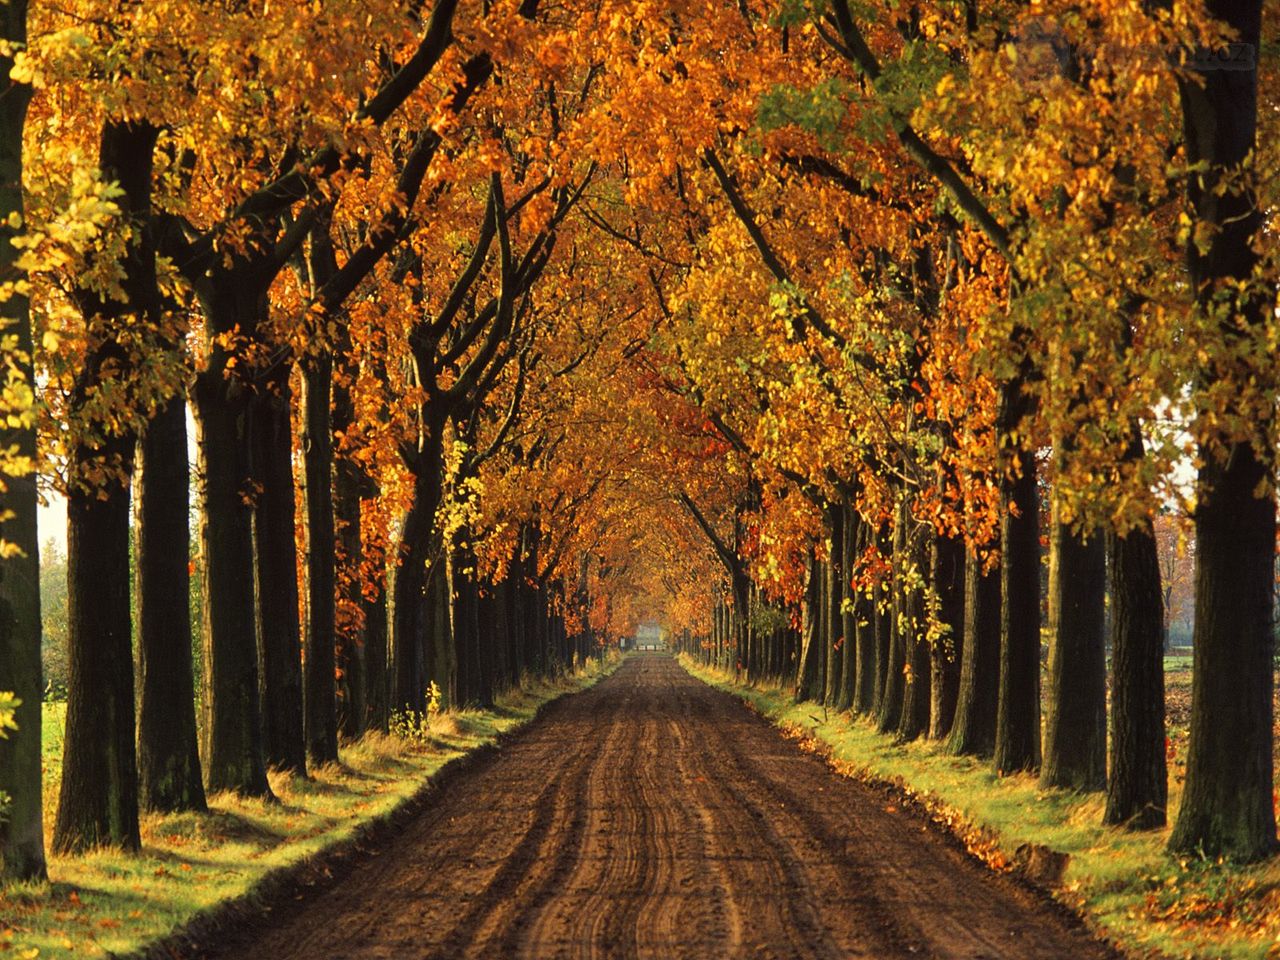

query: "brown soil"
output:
216 655 1120 960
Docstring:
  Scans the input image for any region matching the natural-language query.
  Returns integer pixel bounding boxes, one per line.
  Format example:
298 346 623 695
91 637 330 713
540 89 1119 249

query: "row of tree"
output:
0 0 640 881
0 0 1277 888
650 0 1277 862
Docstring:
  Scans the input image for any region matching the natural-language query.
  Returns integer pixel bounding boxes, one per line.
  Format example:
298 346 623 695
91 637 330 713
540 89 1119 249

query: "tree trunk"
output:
897 528 930 742
795 557 823 702
137 396 206 813
54 468 139 853
392 498 430 715
1105 513 1167 828
333 367 367 738
0 0 44 879
363 561 390 732
877 507 909 734
427 557 456 708
838 504 858 712
392 411 446 714
994 441 1041 775
852 521 878 714
1041 500 1107 791
824 505 843 706
301 358 338 765
948 543 1001 757
253 375 307 774
872 571 891 715
56 119 170 851
1170 447 1276 859
929 528 964 740
493 576 513 693
452 534 491 707
195 337 273 798
1167 0 1277 862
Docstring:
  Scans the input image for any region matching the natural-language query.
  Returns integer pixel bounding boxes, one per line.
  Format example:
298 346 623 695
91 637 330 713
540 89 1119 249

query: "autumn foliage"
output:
0 0 1276 896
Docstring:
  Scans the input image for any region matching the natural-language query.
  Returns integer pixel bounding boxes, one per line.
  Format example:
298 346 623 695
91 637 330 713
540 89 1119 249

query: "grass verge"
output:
1 654 621 960
680 655 1280 960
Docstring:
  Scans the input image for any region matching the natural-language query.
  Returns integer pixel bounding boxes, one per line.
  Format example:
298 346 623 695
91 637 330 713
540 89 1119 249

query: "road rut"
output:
220 654 1117 960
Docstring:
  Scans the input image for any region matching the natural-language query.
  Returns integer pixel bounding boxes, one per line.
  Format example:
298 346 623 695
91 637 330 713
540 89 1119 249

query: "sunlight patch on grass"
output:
680 656 1280 960
0 655 620 960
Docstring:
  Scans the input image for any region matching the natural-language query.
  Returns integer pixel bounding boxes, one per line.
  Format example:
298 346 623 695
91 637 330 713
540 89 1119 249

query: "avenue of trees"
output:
0 0 1278 883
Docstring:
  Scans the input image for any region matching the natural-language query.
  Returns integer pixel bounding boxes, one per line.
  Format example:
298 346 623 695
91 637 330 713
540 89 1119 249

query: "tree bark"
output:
253 374 307 774
55 466 138 853
947 543 1001 757
363 560 390 732
1105 514 1167 828
56 119 167 852
852 521 878 714
1167 0 1277 862
1041 501 1107 791
428 556 456 708
795 556 823 702
333 368 367 739
301 357 338 764
824 505 843 706
929 528 964 740
0 0 45 879
837 504 858 712
195 291 273 799
877 506 908 734
871 566 891 715
392 409 447 714
392 497 430 715
994 440 1041 775
137 396 206 813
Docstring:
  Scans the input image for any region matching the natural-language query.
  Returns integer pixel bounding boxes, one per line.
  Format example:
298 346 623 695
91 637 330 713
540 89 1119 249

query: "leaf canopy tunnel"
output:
0 0 1276 884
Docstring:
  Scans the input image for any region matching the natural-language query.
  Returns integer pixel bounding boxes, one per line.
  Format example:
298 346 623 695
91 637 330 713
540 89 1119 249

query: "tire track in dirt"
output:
216 655 1121 960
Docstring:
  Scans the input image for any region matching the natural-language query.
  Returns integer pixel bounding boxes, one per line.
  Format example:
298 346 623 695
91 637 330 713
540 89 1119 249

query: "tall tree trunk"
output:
872 569 891 715
994 437 1041 775
494 576 514 693
929 528 964 740
1041 499 1107 791
1105 511 1167 828
852 521 878 714
253 375 306 774
1168 0 1277 862
392 410 446 714
948 543 1001 756
56 119 169 851
897 527 931 742
55 467 138 853
301 358 338 765
427 557 456 708
195 288 273 799
838 504 858 712
333 367 368 738
392 497 430 715
363 560 390 732
0 0 43 882
877 506 909 734
452 535 491 706
504 569 524 683
824 505 843 706
137 396 206 812
795 557 823 702
815 559 827 696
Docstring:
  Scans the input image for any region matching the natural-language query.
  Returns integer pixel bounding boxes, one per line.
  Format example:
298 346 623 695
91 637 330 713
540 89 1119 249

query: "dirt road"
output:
220 655 1117 960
